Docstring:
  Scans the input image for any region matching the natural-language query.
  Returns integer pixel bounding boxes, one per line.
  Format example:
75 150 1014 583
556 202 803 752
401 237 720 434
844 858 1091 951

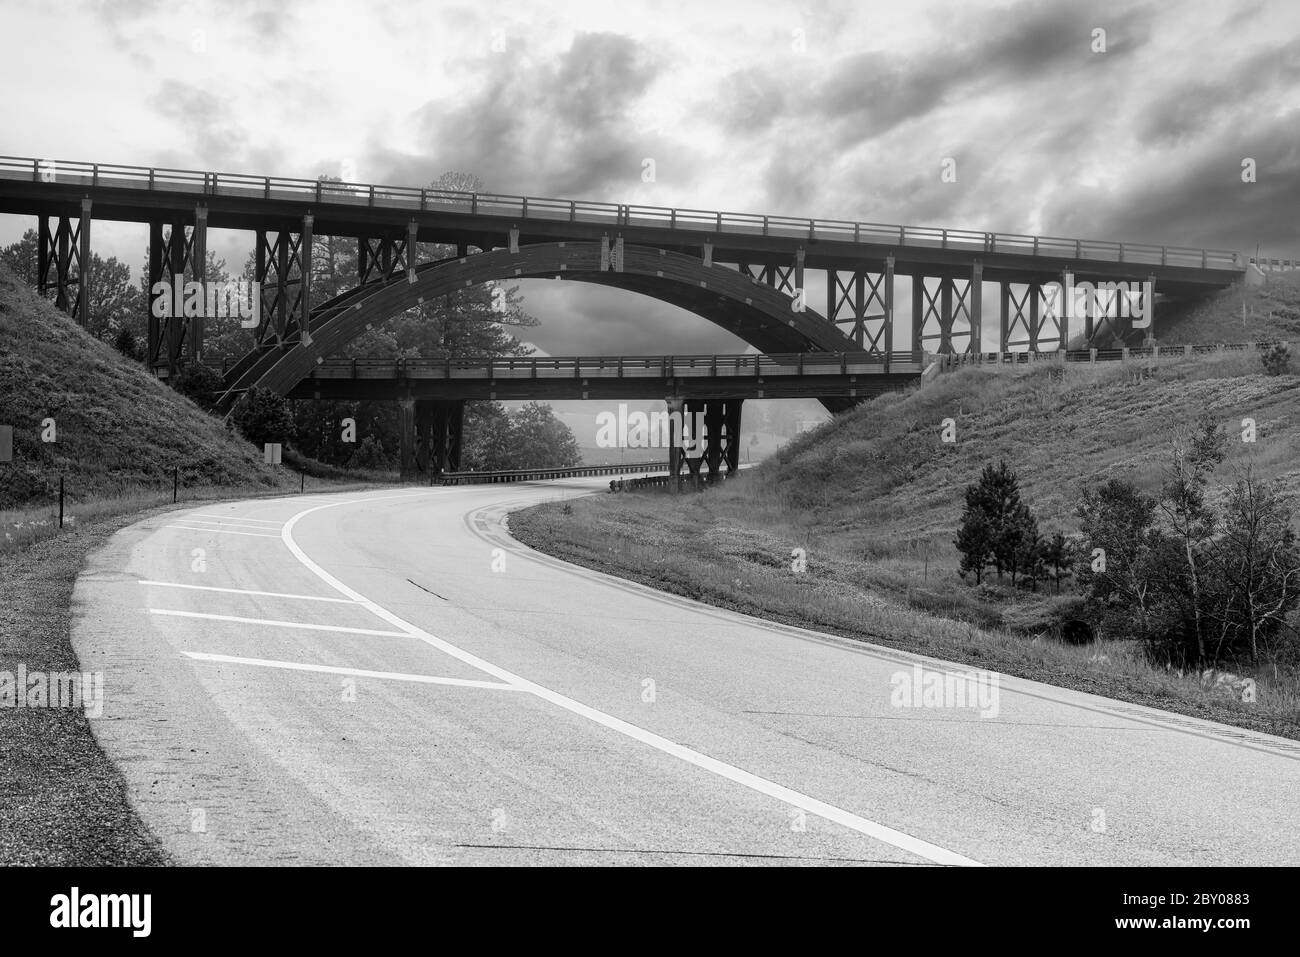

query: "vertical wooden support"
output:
276 229 289 340
999 282 1010 353
969 260 982 354
300 215 314 344
1060 270 1073 351
399 397 416 481
189 205 206 359
1144 273 1156 344
666 396 684 492
77 199 92 329
147 221 162 369
1029 283 1041 353
940 276 953 354
407 220 418 283
167 222 186 378
912 274 923 359
884 256 894 358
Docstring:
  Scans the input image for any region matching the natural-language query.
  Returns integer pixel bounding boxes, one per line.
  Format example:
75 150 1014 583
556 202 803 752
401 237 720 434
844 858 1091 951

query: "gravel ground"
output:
0 509 172 865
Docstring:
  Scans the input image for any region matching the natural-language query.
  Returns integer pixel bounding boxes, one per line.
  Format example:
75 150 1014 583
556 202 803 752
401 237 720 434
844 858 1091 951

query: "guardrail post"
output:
1119 243 1124 262
1202 249 1208 268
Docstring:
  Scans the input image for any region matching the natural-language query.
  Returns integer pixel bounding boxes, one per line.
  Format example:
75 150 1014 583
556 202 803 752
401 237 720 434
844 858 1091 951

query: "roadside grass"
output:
511 351 1300 742
1153 271 1300 346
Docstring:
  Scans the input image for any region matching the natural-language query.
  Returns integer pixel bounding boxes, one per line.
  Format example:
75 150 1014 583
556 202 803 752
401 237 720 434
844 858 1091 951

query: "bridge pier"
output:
37 199 92 328
147 215 203 375
825 257 894 357
667 396 743 491
402 398 464 481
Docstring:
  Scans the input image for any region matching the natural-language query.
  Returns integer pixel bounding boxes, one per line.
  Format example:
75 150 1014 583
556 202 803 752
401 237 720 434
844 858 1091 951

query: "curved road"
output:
71 483 1300 866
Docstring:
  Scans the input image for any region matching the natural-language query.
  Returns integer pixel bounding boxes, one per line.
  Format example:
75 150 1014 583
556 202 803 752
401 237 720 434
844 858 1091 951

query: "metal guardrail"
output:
439 460 669 485
204 352 925 379
0 154 1244 271
933 340 1290 369
1250 257 1300 272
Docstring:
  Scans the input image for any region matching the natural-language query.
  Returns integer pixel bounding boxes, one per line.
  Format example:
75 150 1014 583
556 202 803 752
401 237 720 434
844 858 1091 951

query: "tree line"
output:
954 419 1300 668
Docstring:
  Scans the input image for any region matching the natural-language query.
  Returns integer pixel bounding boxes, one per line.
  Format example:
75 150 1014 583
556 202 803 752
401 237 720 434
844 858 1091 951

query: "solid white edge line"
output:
165 525 281 538
149 608 408 637
183 651 522 689
138 580 358 603
280 492 985 868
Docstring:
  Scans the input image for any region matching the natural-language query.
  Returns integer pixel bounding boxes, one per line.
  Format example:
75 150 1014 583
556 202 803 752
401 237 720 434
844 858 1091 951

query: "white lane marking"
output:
138 580 358 603
188 514 284 525
183 651 522 690
149 608 408 637
281 494 984 868
173 518 287 531
165 525 281 538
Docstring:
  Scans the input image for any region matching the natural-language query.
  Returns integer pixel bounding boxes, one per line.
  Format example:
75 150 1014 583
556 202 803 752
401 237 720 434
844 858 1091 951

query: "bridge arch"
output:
217 242 859 408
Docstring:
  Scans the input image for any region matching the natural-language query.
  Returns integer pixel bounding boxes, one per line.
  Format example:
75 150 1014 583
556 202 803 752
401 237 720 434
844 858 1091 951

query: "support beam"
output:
399 397 417 481
300 214 313 345
884 256 894 360
1060 270 1073 351
189 205 206 360
1144 273 1157 345
665 396 684 492
77 198 91 330
969 260 982 353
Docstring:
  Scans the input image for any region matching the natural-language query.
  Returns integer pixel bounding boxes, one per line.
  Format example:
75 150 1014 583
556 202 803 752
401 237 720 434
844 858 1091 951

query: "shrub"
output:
231 387 295 448
171 363 226 413
1261 342 1290 376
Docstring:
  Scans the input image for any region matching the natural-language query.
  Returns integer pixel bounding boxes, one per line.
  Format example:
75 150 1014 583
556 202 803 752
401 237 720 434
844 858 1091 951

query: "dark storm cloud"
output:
1039 110 1300 252
376 32 671 197
723 0 1154 151
1136 36 1300 146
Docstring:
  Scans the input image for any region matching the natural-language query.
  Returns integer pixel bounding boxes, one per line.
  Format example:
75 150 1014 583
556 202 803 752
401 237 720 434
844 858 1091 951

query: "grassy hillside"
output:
512 350 1300 738
1141 270 1300 346
0 263 289 512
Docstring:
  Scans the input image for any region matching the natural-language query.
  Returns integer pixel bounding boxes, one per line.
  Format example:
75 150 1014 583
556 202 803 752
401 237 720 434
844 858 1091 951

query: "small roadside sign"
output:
264 443 282 465
0 425 12 463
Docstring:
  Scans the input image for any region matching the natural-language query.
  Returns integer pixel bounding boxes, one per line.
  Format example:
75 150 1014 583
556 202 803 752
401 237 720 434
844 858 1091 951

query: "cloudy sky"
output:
2 0 1298 359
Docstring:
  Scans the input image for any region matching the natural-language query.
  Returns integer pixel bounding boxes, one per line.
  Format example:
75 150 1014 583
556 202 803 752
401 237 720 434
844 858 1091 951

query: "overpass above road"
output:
0 154 1253 482
213 352 924 404
1 156 1246 382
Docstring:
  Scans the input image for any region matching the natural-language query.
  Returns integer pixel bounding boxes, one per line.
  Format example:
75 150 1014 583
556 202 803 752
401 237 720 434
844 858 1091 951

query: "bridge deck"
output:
0 156 1243 290
198 352 923 402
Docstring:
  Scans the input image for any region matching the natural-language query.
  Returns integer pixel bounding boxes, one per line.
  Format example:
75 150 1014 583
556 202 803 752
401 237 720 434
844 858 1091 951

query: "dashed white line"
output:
138 580 358 603
171 518 287 531
149 608 408 637
165 525 281 538
183 651 522 690
187 514 284 525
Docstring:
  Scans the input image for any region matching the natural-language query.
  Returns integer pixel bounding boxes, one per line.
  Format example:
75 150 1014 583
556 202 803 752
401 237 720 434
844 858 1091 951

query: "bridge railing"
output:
931 340 1289 370
201 352 924 380
439 460 669 485
0 154 1244 272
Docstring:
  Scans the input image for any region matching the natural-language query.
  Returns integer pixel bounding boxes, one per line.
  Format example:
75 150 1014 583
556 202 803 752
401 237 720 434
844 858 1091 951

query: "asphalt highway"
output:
70 482 1300 866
